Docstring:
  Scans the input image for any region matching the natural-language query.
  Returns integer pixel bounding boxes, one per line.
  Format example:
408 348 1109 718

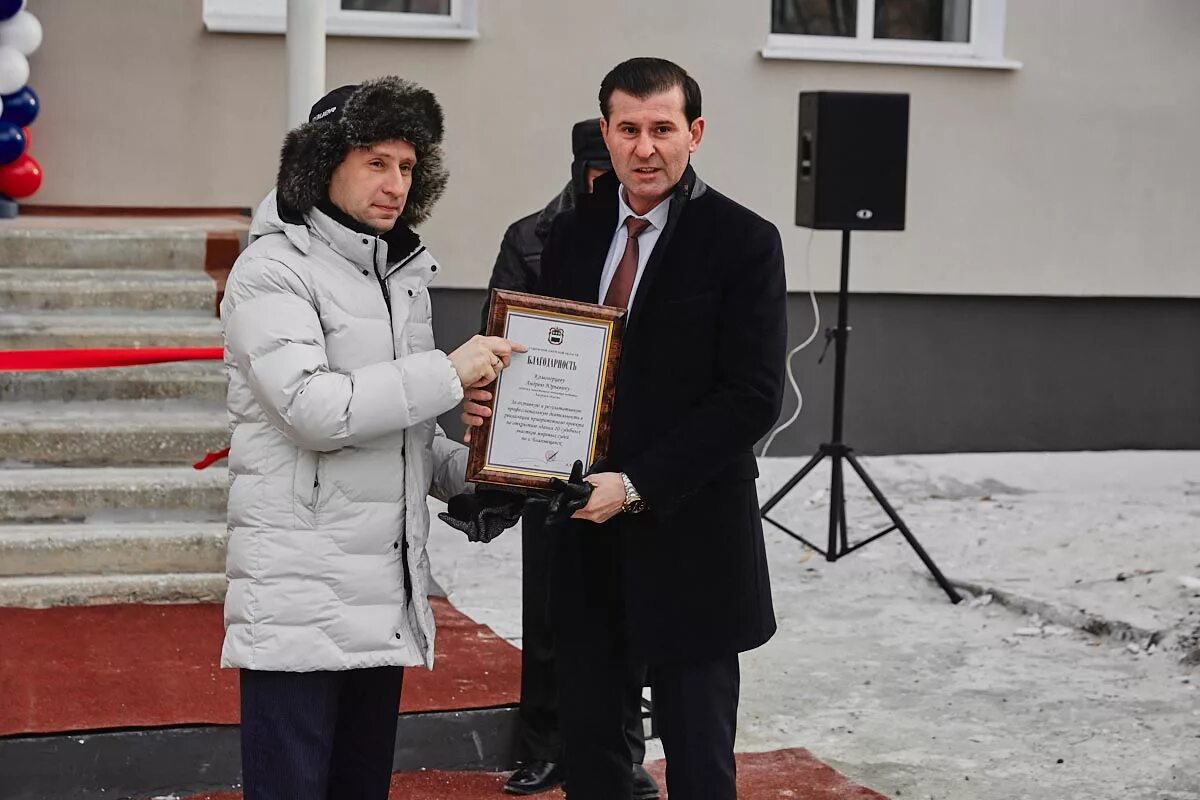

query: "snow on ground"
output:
428 451 1200 800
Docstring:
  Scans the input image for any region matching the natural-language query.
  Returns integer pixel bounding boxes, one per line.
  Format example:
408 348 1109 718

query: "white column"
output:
286 0 326 129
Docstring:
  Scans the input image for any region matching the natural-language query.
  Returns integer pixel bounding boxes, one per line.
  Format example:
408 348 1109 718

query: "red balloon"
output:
21 126 29 148
0 152 41 198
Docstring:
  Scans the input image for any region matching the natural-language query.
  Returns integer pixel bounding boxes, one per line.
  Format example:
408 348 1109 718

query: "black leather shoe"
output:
503 760 565 795
632 763 660 800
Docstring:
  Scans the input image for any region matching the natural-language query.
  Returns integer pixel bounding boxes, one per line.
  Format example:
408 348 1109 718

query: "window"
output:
341 0 449 12
203 0 477 40
763 0 1019 69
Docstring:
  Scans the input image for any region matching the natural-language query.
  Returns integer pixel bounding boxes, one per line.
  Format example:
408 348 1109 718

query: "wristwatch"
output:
620 472 647 514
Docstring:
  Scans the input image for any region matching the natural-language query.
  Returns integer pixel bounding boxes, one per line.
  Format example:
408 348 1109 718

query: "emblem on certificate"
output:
466 289 626 491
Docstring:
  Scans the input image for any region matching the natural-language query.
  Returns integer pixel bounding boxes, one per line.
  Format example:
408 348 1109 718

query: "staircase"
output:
0 223 236 608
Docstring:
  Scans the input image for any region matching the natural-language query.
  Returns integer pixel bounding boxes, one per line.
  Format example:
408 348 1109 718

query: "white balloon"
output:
0 12 41 56
0 46 27 95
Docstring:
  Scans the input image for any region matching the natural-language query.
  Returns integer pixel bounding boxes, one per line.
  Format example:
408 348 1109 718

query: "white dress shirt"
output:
597 186 672 308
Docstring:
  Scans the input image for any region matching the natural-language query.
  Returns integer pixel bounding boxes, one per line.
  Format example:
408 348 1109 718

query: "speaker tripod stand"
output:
761 230 962 604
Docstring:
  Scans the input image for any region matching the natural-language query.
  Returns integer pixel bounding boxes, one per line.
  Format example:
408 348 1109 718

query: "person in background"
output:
470 119 659 799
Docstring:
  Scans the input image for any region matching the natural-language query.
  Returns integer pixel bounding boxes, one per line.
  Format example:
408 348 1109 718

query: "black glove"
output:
544 460 594 527
438 489 526 543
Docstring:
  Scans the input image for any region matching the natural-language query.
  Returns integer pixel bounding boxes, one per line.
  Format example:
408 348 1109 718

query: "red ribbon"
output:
0 347 224 372
193 447 230 470
0 346 230 469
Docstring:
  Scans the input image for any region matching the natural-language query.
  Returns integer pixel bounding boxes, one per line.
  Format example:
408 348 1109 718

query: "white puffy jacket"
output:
219 192 467 672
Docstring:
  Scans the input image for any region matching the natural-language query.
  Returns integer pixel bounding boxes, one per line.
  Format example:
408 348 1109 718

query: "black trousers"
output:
553 529 740 800
240 666 404 800
518 504 647 765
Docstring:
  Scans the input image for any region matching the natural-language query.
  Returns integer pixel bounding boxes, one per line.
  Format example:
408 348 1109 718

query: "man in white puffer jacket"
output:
219 77 523 800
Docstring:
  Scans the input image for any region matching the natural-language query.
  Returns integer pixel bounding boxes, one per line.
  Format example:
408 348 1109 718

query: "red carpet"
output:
0 598 520 736
182 749 888 799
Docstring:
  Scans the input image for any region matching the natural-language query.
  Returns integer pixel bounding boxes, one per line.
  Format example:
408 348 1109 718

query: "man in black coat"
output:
536 58 786 799
476 121 659 798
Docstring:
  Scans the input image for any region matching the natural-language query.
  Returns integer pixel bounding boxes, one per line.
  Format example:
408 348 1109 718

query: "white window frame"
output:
203 0 478 40
762 0 1019 69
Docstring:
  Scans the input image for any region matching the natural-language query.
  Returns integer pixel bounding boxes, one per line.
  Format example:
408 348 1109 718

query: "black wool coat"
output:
537 166 787 664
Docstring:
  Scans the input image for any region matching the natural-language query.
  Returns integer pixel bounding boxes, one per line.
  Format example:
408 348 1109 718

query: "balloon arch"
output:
0 0 41 216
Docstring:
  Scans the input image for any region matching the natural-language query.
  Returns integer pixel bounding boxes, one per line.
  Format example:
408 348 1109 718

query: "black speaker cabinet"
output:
795 91 909 231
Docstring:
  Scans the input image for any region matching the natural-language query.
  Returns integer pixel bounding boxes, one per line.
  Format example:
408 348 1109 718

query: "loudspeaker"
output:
795 91 909 231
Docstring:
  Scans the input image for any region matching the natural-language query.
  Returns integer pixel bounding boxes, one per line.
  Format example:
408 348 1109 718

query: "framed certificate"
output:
466 289 626 491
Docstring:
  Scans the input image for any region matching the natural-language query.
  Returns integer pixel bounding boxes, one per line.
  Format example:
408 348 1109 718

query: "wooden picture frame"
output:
466 289 626 492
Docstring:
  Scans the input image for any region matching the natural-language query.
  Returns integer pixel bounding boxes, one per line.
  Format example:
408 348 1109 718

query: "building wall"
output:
28 0 1200 298
22 0 1200 454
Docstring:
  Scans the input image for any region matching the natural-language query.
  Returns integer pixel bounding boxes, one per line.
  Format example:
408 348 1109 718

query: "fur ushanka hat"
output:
276 76 449 227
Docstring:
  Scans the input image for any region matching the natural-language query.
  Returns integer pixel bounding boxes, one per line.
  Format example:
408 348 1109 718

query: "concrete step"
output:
0 310 221 349
0 400 228 466
0 522 227 577
0 572 226 608
0 268 216 311
0 228 206 270
0 467 227 523
0 362 227 402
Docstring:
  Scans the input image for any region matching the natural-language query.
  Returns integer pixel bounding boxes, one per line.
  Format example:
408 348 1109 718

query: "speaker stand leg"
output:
761 446 830 553
842 452 963 602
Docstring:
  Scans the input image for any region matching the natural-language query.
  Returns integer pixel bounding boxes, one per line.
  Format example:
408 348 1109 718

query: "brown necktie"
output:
603 216 652 309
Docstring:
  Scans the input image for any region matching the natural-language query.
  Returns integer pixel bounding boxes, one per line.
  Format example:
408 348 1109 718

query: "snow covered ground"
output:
428 451 1200 800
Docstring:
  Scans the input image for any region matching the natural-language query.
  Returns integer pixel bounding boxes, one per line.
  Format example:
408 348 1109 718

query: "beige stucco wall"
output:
25 0 1200 296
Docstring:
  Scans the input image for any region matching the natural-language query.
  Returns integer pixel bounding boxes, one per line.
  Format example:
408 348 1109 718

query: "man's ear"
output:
688 116 705 153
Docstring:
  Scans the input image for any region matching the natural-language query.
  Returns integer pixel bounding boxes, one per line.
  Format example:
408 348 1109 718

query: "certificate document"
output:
466 290 626 491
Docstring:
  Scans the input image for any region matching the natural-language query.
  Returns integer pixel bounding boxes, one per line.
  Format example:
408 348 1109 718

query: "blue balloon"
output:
0 0 23 22
0 121 24 164
1 85 37 127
